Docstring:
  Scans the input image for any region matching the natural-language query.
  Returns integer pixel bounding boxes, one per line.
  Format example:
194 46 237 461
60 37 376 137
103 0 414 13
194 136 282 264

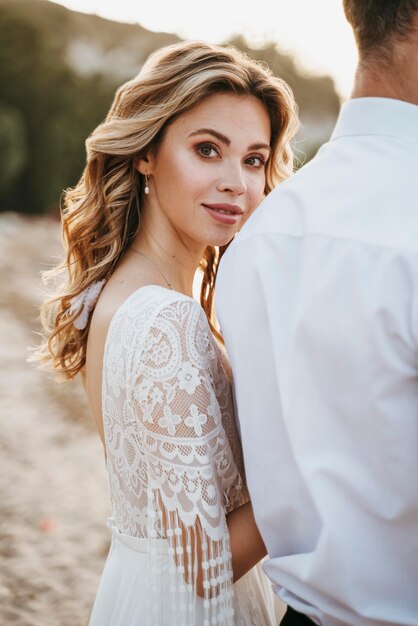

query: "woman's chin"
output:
204 232 237 249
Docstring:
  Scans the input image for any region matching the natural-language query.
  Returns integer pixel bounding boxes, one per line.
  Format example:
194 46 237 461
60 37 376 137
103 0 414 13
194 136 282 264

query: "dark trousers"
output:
280 606 315 625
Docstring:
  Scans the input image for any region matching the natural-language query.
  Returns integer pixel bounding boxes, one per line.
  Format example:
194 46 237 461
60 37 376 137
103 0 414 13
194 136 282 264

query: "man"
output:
216 1 418 624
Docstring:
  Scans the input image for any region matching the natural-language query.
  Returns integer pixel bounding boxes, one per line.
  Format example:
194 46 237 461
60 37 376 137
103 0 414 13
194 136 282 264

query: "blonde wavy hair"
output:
33 40 299 380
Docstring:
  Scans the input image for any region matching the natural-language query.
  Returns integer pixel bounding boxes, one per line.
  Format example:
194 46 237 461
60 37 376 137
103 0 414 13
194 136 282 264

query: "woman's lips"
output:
202 203 244 225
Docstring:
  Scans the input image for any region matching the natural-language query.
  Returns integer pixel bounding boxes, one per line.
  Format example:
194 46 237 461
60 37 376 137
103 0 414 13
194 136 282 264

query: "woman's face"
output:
137 92 271 250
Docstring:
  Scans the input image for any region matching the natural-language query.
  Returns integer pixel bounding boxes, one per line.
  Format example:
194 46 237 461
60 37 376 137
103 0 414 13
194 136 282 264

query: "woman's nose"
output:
217 162 247 195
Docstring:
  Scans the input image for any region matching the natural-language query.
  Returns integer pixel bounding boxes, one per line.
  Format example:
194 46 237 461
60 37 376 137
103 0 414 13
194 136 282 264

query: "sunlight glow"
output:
49 0 358 99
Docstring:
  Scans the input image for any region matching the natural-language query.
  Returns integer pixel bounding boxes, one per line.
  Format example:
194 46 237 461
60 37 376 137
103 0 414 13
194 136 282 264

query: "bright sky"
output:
50 0 358 100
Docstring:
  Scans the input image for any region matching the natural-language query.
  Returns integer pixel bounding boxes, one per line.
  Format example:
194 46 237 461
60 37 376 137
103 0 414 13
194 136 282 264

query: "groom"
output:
217 1 418 625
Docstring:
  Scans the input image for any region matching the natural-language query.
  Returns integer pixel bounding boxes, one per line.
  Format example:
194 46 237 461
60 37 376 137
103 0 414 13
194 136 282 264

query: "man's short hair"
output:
343 0 418 59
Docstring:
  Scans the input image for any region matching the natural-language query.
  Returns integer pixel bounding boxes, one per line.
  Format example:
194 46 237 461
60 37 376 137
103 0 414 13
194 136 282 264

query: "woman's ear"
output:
135 153 154 175
135 157 147 175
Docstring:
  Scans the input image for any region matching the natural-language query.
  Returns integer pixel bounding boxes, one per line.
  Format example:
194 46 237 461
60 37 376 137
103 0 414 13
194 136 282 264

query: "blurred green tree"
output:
0 102 27 197
0 3 114 213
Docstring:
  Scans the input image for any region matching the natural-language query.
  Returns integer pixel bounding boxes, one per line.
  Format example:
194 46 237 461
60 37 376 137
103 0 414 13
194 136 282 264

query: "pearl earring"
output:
144 174 150 195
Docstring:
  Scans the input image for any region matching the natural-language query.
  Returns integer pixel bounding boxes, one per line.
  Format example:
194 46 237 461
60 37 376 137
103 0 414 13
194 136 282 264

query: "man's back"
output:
216 97 418 625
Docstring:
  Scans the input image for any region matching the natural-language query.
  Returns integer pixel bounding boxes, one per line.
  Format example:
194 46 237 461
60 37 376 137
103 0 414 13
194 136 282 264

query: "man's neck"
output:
351 35 418 105
351 65 418 105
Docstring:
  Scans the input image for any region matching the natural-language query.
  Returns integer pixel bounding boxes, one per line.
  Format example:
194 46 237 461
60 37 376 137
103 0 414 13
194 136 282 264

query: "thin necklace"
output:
130 247 173 290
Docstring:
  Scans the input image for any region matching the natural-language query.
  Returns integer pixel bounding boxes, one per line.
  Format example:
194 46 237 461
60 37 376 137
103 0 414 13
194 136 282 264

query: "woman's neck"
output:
130 228 203 298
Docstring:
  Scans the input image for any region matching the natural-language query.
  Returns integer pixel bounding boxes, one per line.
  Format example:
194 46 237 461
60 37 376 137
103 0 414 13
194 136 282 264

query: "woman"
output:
34 41 298 625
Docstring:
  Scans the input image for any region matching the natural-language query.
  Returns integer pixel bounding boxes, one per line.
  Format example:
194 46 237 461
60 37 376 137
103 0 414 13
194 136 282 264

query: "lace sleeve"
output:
128 296 237 625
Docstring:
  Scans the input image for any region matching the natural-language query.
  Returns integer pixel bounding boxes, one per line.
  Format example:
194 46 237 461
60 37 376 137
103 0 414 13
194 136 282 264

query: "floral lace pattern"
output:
102 286 249 625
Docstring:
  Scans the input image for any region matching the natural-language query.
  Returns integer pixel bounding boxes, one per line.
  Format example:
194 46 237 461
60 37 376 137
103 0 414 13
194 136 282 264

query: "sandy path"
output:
0 214 109 626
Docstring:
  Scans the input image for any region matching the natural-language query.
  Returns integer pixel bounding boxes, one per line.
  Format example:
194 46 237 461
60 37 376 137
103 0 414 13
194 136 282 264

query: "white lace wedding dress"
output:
88 285 282 626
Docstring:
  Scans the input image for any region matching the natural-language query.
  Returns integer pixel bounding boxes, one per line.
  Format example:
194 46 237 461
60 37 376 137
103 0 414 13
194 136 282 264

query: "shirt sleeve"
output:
129 297 237 625
217 233 324 554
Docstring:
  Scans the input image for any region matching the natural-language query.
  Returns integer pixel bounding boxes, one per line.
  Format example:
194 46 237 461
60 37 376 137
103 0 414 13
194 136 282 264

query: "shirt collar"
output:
330 97 418 142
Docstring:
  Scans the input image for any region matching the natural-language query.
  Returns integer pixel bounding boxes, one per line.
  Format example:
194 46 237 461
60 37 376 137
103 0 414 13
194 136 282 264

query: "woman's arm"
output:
228 501 267 583
194 501 266 597
132 297 266 604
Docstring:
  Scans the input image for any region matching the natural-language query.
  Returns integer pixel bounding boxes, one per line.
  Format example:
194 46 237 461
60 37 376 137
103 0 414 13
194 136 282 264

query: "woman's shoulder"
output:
112 285 204 325
104 285 219 386
105 284 210 349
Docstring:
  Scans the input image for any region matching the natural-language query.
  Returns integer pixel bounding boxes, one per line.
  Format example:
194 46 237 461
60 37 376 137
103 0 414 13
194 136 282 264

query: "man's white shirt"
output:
216 98 418 626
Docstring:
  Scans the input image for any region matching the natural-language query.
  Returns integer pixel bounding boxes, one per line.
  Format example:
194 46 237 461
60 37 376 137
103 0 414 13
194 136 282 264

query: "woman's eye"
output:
246 155 266 168
197 143 219 158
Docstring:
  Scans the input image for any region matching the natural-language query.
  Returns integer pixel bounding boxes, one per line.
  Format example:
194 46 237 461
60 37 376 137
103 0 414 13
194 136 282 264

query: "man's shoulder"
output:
235 138 418 256
238 144 334 240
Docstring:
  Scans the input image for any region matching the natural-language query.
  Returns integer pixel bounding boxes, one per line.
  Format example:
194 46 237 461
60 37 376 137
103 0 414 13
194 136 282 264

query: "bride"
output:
34 41 298 625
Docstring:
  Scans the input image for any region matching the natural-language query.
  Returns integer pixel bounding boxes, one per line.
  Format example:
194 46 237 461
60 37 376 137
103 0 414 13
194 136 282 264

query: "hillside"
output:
1 0 181 79
0 0 341 214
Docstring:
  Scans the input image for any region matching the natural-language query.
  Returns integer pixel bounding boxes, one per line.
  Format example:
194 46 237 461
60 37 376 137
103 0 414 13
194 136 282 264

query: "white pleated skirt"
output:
89 520 286 626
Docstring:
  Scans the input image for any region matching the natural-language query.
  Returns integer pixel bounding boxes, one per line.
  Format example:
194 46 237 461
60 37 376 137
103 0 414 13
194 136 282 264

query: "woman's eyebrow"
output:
249 142 271 153
189 128 230 145
188 128 271 153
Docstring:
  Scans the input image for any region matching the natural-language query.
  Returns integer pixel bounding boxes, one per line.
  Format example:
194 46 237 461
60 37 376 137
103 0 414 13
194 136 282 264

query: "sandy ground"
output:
0 213 109 626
